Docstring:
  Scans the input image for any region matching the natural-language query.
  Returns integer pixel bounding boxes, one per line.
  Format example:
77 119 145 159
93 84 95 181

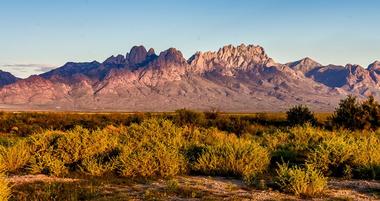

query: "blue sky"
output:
0 0 379 78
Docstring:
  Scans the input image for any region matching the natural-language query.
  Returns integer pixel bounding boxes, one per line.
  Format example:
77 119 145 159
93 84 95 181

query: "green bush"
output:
286 105 317 126
117 119 186 178
192 132 269 184
275 163 327 197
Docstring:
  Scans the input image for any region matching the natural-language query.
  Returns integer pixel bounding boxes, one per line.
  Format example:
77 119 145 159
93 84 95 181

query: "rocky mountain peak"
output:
155 48 186 65
188 44 273 74
345 64 365 73
126 45 148 66
216 44 269 62
368 60 380 72
103 54 126 65
147 48 156 56
287 57 322 73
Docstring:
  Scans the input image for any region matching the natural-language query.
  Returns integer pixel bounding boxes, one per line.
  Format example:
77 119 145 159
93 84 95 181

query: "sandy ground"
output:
8 174 81 184
8 175 380 201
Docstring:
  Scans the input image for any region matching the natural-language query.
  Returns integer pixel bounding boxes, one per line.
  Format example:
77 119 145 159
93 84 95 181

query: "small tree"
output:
331 95 380 130
361 96 380 129
331 95 364 130
286 105 316 126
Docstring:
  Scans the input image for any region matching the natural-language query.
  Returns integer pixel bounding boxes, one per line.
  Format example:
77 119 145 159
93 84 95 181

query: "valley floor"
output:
9 175 380 201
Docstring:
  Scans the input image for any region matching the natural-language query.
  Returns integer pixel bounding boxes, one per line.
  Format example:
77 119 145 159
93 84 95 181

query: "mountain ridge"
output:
0 44 378 112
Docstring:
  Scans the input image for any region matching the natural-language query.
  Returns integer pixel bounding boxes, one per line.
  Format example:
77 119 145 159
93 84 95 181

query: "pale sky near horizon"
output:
1 0 379 78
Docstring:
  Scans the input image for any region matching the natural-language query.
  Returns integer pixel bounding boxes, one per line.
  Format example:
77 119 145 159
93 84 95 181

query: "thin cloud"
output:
0 63 57 78
1 64 56 72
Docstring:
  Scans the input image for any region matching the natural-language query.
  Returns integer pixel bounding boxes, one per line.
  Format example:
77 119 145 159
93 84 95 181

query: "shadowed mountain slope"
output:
0 70 19 87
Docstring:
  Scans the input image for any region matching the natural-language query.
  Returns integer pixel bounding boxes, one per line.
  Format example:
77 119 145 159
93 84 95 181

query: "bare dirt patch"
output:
8 174 81 185
9 175 380 200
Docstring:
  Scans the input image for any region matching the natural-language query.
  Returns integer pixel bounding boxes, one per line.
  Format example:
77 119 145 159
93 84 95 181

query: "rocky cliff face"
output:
0 44 378 112
188 44 274 75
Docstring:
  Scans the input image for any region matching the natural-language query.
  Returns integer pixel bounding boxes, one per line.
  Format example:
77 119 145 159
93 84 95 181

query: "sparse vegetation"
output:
0 95 379 200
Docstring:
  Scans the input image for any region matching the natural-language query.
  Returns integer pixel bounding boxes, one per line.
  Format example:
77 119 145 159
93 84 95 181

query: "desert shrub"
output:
286 105 317 126
280 125 327 150
79 155 117 176
29 152 68 176
28 126 119 176
306 134 355 177
307 131 380 179
212 116 251 136
0 173 10 201
175 109 206 126
350 134 380 179
192 132 269 184
275 163 327 197
0 141 31 173
261 131 289 152
242 124 270 136
117 119 186 178
266 125 328 166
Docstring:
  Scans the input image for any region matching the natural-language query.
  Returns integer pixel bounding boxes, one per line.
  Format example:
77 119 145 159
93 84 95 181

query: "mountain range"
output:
0 44 379 112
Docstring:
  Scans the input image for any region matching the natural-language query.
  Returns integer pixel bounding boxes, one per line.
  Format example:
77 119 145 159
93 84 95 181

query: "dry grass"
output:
0 141 30 173
0 173 10 201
